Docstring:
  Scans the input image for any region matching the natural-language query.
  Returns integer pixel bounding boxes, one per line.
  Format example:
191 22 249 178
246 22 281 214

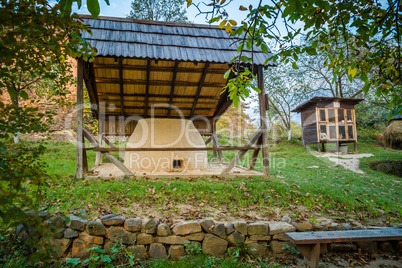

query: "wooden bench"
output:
285 227 402 268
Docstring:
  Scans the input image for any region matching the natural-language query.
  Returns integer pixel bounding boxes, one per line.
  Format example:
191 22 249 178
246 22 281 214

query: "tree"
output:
128 0 188 22
0 0 105 260
188 0 402 118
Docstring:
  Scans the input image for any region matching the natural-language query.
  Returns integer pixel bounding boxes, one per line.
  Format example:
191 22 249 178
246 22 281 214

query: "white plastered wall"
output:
124 118 208 173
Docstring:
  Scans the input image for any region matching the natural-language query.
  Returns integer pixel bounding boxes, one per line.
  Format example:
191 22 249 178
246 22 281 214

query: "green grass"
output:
36 138 402 226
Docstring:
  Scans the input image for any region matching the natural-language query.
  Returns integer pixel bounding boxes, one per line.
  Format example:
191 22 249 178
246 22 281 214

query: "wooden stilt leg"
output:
317 142 321 152
322 142 325 152
95 108 104 166
354 141 357 152
76 58 84 179
249 136 262 170
212 120 218 162
257 66 269 176
221 129 262 175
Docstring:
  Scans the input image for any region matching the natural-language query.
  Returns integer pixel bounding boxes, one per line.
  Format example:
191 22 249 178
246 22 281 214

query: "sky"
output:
72 0 263 26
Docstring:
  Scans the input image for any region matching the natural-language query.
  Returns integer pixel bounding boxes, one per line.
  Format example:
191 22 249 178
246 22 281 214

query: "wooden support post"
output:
221 128 262 175
168 62 179 117
321 142 325 152
257 66 269 176
317 142 321 152
102 135 125 160
83 129 134 176
190 63 210 117
205 136 213 145
249 136 262 170
118 58 125 115
83 149 88 173
212 120 218 161
354 141 357 152
95 104 105 166
76 58 84 179
144 60 151 116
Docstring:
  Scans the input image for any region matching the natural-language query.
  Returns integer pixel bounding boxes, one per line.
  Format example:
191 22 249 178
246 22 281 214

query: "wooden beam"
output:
76 58 84 179
83 129 134 176
95 109 104 166
98 92 220 100
118 58 125 115
95 79 225 88
257 66 269 176
191 63 210 117
144 60 151 116
107 105 211 111
205 136 213 145
99 93 220 100
249 136 262 170
221 128 262 175
82 62 98 112
168 62 179 117
101 135 124 160
92 146 258 152
93 64 228 74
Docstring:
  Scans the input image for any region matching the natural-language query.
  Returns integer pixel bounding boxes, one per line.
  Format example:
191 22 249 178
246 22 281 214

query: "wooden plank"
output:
101 135 125 160
98 92 220 100
82 62 98 112
92 146 258 152
83 129 133 176
95 109 104 166
212 133 224 161
168 62 179 117
76 58 84 179
96 78 225 88
212 120 217 161
205 136 213 145
118 58 125 115
144 60 150 116
94 64 228 75
249 135 262 170
190 62 210 117
221 128 262 175
257 66 269 176
285 227 402 245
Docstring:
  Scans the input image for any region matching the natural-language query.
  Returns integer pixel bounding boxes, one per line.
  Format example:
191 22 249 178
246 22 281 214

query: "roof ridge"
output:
78 15 223 30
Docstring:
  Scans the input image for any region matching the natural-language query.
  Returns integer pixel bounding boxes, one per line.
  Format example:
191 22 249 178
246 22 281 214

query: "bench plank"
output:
285 227 402 245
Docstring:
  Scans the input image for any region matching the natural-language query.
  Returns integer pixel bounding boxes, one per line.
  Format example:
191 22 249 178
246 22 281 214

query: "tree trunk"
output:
12 96 20 143
287 128 291 141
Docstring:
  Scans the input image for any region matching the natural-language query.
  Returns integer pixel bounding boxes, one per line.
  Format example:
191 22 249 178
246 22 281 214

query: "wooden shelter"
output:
75 16 274 178
292 97 363 152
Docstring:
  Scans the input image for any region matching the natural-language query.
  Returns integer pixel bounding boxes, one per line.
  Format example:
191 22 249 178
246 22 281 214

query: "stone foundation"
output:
17 213 401 261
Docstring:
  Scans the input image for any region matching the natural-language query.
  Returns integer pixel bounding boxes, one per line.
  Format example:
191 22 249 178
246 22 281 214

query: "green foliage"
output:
184 241 202 256
281 244 299 255
189 0 402 116
127 0 188 22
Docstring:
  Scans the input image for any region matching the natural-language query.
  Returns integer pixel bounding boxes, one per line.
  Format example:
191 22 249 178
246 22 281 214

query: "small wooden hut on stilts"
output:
75 16 273 178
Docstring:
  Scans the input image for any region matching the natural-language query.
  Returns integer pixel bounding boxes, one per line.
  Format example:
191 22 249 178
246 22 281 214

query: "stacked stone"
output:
18 213 392 261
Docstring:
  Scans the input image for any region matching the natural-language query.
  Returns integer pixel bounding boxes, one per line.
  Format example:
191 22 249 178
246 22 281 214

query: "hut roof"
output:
391 114 402 121
80 15 274 119
291 97 364 113
80 15 272 65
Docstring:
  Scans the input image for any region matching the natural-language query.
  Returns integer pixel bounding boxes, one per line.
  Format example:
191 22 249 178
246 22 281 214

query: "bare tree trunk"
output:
288 128 291 141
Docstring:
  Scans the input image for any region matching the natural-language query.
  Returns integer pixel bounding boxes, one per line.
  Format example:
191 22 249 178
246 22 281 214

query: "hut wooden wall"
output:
301 106 318 144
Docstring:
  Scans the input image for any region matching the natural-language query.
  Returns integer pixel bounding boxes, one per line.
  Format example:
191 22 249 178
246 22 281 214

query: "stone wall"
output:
16 213 400 261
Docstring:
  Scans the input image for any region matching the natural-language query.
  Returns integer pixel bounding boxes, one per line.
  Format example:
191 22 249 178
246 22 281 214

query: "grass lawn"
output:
39 138 401 227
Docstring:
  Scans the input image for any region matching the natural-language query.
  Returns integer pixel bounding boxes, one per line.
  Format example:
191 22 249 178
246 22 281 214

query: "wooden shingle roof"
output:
79 16 274 121
292 97 364 113
80 15 273 65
